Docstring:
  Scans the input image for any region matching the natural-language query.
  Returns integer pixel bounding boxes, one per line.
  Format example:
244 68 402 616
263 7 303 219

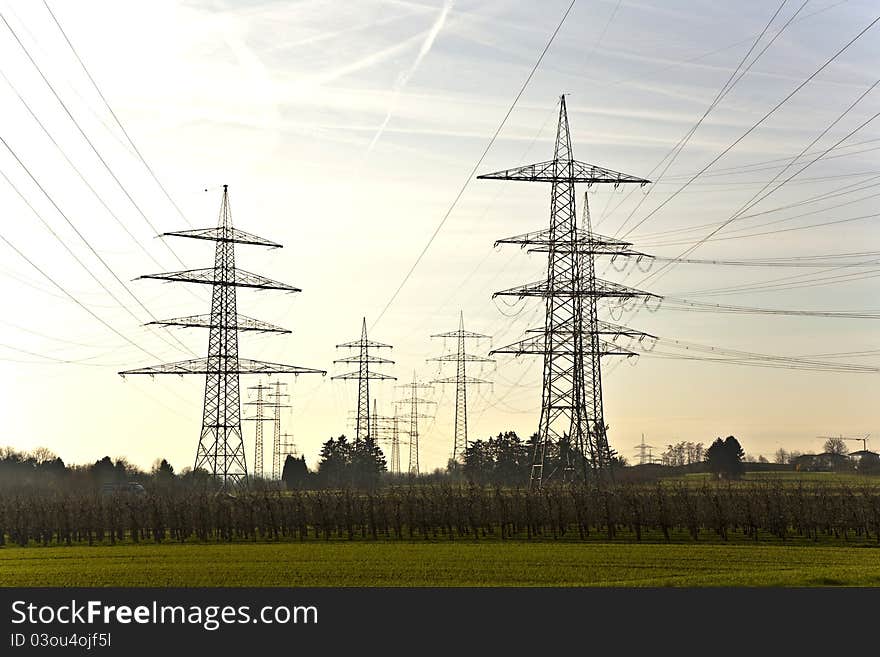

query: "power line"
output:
0 66 169 271
371 0 578 330
0 136 196 356
620 13 880 240
0 229 159 359
612 0 799 236
41 0 194 229
0 11 192 270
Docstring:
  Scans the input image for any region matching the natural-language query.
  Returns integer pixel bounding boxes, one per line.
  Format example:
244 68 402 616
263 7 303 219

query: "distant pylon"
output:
269 380 291 480
243 382 274 478
278 431 299 469
390 415 401 475
119 186 325 489
478 97 659 488
371 407 402 476
332 318 395 442
396 372 435 475
429 311 493 463
635 434 655 466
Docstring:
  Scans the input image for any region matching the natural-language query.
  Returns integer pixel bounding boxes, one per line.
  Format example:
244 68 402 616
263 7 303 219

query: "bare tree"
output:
823 437 848 456
774 448 789 464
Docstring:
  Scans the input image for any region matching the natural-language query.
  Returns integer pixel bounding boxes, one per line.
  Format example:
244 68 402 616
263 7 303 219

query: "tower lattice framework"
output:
120 186 325 488
429 311 493 463
478 97 659 488
269 381 291 480
332 318 395 443
396 373 435 475
243 382 273 478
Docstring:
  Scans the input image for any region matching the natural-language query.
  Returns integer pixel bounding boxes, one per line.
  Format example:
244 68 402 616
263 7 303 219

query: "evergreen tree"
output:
281 455 310 489
706 435 745 479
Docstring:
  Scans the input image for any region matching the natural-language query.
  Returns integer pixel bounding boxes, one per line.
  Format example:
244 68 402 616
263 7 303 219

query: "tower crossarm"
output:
428 353 494 363
162 226 281 248
336 339 393 349
477 159 650 186
524 321 657 339
331 371 397 381
119 357 327 376
137 268 301 292
493 278 661 300
431 329 490 339
527 243 652 258
147 313 290 333
489 335 638 357
333 354 395 365
432 375 491 385
395 397 436 405
495 227 638 252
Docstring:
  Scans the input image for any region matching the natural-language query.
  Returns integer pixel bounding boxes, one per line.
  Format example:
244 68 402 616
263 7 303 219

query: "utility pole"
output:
396 372 435 475
429 311 493 464
478 97 658 488
119 186 325 489
333 318 395 443
243 382 273 478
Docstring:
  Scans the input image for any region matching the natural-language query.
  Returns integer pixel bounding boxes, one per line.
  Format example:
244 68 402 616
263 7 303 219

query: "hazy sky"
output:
0 0 878 472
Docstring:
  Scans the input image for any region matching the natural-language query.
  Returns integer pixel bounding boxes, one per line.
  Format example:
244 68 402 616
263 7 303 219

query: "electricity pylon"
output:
120 186 325 488
396 372 435 475
371 406 403 476
478 97 659 488
269 381 291 480
332 318 395 442
243 382 273 478
279 432 298 463
635 434 655 466
429 311 493 463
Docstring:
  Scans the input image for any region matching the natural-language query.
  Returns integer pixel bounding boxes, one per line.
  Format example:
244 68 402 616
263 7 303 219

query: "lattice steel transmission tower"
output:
635 434 655 466
371 406 403 476
332 318 395 442
269 381 291 480
278 432 299 464
119 186 325 488
478 97 659 488
429 311 493 463
396 373 435 475
243 382 273 478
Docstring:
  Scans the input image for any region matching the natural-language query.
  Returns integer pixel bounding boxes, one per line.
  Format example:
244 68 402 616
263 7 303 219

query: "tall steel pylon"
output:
396 372 435 475
635 434 655 465
278 431 299 467
119 186 325 488
243 382 273 478
370 408 403 475
269 381 291 480
332 318 395 442
478 97 659 488
429 311 493 463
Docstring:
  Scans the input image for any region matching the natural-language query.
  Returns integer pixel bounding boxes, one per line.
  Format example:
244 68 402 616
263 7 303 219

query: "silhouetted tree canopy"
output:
316 435 386 488
281 455 309 489
706 436 745 479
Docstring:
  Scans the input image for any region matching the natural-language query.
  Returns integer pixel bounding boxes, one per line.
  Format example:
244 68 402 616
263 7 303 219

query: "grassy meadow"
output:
2 540 880 587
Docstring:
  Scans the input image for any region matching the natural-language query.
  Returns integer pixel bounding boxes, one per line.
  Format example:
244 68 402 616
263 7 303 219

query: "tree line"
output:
3 482 880 547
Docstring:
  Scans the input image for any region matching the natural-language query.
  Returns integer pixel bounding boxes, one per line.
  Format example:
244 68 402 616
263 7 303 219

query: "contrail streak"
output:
366 0 455 153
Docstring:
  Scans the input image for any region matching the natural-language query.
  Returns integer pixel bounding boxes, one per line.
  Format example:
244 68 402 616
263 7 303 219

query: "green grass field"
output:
3 541 880 587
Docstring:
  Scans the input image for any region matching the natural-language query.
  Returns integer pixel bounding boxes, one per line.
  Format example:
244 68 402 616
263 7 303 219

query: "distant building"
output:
791 452 852 472
848 450 880 472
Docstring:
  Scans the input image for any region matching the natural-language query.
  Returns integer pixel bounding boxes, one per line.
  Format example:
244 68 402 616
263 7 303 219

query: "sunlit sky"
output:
0 0 877 472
